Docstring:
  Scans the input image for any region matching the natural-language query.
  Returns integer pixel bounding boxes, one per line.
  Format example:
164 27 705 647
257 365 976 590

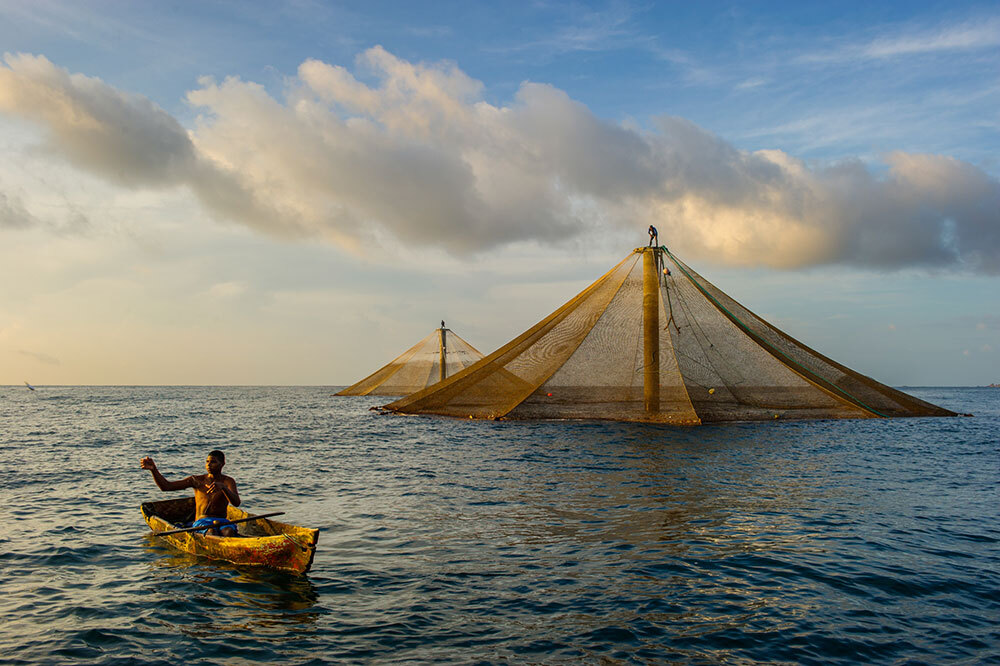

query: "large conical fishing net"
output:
384 248 956 423
337 326 484 397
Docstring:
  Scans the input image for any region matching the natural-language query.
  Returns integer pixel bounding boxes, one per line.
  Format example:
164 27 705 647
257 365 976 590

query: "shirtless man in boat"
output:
140 450 241 536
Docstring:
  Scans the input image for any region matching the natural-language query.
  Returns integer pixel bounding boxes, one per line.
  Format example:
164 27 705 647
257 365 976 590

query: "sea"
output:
0 386 997 664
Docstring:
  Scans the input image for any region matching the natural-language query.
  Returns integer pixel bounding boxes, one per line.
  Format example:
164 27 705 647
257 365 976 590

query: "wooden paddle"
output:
152 512 285 536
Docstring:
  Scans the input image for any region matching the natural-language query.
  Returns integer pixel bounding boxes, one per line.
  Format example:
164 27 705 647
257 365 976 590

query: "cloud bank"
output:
0 191 36 229
1 48 998 272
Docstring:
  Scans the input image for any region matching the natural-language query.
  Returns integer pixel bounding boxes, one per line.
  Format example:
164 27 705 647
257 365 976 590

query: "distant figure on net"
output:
648 225 658 247
441 320 446 329
140 451 242 536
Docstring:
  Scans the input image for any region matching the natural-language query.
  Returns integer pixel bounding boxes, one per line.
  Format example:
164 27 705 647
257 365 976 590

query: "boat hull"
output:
141 497 318 574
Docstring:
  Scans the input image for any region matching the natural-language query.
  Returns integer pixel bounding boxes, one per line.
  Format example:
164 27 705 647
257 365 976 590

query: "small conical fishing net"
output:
384 248 956 423
336 327 484 397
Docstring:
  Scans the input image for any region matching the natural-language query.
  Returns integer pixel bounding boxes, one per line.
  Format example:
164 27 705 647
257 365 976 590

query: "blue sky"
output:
0 0 997 385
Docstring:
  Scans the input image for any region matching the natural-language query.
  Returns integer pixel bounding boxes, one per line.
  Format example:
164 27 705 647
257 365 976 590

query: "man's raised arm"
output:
140 457 193 491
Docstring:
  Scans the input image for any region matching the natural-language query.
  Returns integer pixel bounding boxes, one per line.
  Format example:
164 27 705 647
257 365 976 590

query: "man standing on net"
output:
648 225 658 247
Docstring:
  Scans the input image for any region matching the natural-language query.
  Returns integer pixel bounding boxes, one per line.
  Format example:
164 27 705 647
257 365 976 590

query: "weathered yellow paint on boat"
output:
140 497 319 575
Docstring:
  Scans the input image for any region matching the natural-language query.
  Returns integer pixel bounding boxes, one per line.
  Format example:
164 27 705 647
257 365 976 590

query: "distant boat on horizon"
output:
24 381 35 391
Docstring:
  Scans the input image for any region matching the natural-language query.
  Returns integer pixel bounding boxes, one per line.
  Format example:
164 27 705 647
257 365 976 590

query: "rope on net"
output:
664 256 747 392
659 250 680 336
661 246 888 418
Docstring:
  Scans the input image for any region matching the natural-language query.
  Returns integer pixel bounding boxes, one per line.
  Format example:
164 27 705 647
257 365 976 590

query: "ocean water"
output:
0 386 997 664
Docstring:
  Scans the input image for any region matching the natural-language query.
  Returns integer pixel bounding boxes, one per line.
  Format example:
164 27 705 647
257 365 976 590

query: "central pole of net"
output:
643 247 660 413
439 326 448 383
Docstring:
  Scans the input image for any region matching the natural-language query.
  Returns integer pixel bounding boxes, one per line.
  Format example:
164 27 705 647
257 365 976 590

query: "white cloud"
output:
800 17 1000 64
1 48 999 272
0 190 36 229
486 3 639 58
0 53 194 187
206 281 247 299
863 19 1000 58
735 77 767 91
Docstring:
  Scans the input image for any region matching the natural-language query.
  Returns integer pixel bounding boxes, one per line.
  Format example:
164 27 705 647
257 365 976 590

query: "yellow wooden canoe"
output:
141 497 318 574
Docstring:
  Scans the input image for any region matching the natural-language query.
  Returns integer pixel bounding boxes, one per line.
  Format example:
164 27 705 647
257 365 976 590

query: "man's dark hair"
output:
208 450 225 464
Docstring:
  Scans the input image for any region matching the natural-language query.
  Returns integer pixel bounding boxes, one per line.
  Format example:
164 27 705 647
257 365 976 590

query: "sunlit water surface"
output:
1 386 997 664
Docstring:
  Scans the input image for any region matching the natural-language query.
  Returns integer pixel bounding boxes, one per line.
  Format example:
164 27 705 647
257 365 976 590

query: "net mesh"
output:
662 254 869 421
385 248 957 423
511 253 699 423
387 253 640 418
666 252 954 418
336 328 483 396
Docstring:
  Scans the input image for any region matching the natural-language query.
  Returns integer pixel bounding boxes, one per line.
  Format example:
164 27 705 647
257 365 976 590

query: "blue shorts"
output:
190 517 238 535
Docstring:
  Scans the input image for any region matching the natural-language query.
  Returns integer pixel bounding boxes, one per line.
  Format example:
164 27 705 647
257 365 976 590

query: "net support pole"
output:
439 327 448 382
643 248 659 413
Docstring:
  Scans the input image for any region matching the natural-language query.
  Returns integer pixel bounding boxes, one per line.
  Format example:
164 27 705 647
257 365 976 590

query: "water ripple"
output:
0 386 997 663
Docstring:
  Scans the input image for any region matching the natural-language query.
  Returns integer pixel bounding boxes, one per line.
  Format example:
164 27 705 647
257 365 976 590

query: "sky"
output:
0 0 998 386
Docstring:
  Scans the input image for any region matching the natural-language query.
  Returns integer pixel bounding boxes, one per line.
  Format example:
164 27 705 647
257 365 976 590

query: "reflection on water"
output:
411 422 843 652
143 536 322 638
439 422 833 560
